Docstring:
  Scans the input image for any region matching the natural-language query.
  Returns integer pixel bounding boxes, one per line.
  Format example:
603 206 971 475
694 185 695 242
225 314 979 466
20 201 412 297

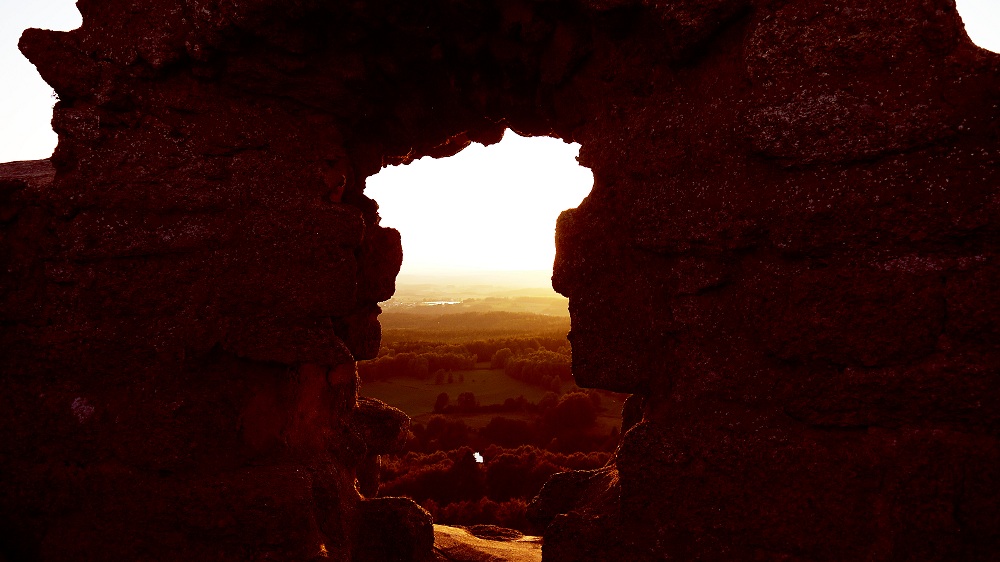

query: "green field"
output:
361 367 625 433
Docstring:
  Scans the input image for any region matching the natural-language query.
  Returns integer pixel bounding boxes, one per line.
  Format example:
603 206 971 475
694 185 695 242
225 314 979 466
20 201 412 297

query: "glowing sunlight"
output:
365 130 593 277
956 0 1000 53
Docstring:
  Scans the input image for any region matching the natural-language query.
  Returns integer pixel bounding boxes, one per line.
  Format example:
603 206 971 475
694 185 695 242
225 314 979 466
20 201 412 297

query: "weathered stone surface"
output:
434 524 542 562
2 0 999 560
528 464 627 561
351 396 409 496
356 497 436 562
353 396 410 456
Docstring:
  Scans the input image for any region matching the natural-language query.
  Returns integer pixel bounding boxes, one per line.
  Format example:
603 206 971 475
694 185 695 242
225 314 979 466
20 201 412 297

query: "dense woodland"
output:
359 309 623 533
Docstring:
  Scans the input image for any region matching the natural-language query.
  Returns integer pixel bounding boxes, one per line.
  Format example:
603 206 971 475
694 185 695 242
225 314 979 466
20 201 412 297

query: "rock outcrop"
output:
434 525 542 562
2 0 998 560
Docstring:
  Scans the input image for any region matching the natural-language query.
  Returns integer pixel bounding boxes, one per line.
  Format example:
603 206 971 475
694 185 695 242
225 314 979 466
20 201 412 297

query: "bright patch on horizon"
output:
474 452 484 463
956 0 1000 53
365 130 593 276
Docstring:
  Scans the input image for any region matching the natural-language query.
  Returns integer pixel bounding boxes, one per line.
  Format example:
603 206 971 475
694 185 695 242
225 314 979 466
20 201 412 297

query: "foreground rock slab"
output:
433 525 541 562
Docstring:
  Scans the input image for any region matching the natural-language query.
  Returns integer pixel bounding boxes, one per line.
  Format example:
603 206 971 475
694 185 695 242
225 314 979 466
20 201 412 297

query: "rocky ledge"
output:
434 525 542 562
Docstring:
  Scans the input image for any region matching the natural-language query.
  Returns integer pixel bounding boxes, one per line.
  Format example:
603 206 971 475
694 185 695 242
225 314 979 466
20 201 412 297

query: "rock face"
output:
2 0 998 560
434 525 542 562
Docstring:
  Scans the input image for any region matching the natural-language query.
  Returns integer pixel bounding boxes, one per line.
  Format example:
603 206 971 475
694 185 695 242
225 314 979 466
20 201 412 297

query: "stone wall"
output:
2 0 998 560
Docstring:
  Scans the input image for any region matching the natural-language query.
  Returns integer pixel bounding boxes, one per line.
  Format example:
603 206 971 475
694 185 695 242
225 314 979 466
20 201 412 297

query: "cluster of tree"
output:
433 391 480 413
372 378 618 532
433 392 535 417
413 415 474 451
479 415 535 448
499 348 573 392
358 346 475 381
361 299 627 533
359 337 574 383
543 391 600 431
381 342 471 355
379 446 612 533
465 336 570 363
413 390 613 454
432 369 466 385
365 336 570 365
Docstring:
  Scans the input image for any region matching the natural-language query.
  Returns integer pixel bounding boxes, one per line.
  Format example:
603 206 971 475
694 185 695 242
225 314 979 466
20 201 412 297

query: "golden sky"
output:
366 131 593 276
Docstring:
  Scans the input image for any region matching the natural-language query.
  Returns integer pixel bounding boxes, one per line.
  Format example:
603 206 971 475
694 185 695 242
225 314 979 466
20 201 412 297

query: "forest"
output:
360 305 624 533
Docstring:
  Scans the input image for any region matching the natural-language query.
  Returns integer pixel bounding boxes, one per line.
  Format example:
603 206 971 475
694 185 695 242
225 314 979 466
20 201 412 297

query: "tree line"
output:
358 336 573 393
494 348 572 392
415 389 612 454
358 344 476 381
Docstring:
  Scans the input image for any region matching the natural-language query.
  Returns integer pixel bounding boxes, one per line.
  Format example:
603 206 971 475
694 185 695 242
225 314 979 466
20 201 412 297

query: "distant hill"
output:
382 270 570 317
384 296 568 317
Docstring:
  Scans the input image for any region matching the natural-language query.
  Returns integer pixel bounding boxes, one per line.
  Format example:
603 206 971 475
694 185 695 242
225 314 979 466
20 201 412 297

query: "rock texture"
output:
434 525 542 562
2 0 998 561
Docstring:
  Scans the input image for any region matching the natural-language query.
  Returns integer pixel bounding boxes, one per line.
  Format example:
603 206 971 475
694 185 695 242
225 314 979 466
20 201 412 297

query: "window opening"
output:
361 130 624 535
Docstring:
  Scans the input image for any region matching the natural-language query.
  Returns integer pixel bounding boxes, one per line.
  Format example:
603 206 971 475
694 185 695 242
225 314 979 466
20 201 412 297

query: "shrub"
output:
548 392 598 431
456 392 478 411
434 392 450 413
491 347 513 369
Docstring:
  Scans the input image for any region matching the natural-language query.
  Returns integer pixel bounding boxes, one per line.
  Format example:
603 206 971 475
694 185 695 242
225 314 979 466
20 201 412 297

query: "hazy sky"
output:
1 1 998 275
367 131 593 275
1 0 81 164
